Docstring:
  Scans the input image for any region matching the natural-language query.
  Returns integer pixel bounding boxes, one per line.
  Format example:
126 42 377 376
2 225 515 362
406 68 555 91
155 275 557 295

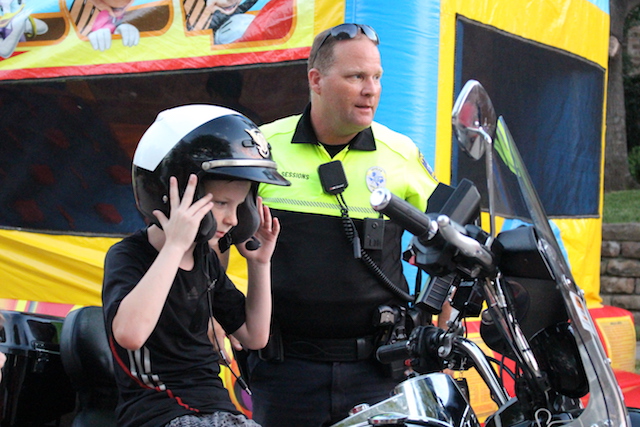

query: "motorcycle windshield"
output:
487 116 628 424
490 117 566 272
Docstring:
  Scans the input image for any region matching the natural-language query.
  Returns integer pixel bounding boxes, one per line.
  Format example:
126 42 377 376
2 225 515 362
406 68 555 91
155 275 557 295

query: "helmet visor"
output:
204 161 290 186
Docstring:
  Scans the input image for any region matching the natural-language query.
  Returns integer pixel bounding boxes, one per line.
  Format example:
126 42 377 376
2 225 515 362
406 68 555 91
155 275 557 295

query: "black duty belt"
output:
282 335 376 362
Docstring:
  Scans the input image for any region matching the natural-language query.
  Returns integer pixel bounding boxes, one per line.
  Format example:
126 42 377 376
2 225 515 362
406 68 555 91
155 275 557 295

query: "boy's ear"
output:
218 184 260 253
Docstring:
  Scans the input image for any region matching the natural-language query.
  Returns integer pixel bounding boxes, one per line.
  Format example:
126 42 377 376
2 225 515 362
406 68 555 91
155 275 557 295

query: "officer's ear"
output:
308 68 323 95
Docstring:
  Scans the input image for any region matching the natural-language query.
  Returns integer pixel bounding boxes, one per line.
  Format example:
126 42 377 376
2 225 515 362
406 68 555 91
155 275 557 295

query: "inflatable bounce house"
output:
0 0 636 422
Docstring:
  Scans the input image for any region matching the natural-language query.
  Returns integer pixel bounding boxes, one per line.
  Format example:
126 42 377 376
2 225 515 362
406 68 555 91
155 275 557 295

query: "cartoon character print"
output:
184 0 293 46
86 0 139 51
0 0 48 58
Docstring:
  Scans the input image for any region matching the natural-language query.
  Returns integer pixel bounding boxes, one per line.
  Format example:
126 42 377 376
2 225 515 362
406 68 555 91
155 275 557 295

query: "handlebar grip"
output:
376 340 410 364
370 188 435 242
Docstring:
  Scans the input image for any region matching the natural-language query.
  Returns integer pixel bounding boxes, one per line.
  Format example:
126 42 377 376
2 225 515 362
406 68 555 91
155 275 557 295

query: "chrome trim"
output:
201 159 278 170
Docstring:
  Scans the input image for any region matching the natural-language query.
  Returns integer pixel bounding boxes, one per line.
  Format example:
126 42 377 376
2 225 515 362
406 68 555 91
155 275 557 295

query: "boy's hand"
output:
153 175 213 252
237 197 280 263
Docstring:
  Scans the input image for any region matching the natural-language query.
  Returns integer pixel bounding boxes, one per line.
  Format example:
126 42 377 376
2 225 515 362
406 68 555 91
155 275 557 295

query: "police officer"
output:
251 23 441 426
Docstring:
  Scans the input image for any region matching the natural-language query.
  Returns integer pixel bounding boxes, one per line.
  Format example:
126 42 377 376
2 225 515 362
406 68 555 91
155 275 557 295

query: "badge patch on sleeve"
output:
419 152 436 178
366 167 386 192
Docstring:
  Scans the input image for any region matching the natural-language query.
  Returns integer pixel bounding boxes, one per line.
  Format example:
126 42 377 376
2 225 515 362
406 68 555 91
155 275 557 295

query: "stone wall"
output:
601 223 640 330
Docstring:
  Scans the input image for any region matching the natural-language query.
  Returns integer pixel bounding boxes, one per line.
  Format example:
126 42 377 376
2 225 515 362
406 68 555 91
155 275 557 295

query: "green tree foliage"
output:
623 6 640 179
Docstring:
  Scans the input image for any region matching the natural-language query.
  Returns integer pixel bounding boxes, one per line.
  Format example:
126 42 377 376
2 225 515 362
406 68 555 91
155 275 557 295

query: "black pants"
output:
248 354 398 427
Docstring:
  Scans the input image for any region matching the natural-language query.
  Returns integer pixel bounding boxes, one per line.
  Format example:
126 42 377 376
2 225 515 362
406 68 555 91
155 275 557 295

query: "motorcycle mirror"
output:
451 80 497 160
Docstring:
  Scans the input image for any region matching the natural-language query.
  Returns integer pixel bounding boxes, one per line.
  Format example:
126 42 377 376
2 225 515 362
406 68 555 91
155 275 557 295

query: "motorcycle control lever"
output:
436 215 494 270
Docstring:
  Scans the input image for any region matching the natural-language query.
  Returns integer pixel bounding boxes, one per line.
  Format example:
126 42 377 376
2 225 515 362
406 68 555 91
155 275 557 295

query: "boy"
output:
102 104 289 426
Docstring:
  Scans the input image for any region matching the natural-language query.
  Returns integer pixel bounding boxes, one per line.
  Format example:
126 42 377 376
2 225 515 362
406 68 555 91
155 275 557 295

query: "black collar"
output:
290 104 376 151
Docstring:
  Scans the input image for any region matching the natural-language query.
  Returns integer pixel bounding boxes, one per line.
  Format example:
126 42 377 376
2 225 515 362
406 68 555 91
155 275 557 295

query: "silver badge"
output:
366 167 386 192
246 128 271 158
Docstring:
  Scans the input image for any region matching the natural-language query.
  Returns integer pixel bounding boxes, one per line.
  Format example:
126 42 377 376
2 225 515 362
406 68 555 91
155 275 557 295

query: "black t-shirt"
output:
102 230 247 427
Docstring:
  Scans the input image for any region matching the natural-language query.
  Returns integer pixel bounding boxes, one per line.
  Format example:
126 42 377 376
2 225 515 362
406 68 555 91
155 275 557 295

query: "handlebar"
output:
376 326 511 407
370 189 494 272
376 340 411 364
370 188 436 244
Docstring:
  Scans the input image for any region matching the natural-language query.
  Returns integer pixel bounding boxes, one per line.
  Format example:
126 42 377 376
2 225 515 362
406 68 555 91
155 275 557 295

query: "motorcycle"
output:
332 80 638 427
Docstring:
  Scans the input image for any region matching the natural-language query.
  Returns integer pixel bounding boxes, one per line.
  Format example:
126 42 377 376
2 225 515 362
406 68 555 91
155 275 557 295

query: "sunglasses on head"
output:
311 23 380 66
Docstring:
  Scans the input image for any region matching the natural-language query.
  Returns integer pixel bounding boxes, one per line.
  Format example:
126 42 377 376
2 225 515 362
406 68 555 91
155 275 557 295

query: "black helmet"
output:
132 104 289 248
